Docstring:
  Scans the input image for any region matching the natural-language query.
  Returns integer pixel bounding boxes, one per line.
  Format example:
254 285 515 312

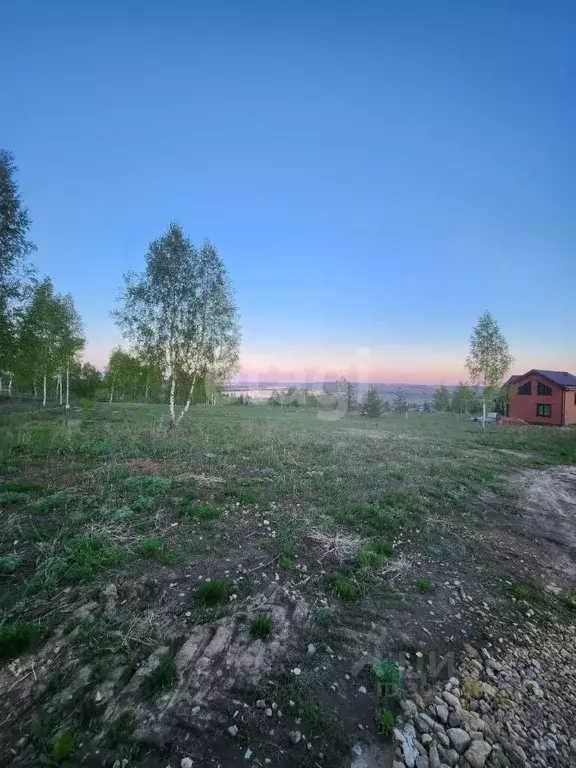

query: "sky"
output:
3 0 575 384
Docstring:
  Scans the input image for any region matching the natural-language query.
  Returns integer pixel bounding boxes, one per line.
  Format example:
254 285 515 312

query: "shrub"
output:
0 621 45 661
315 605 334 625
360 387 384 417
377 708 395 733
0 553 21 573
372 659 401 696
51 730 74 764
249 615 274 640
196 578 231 605
330 571 360 601
142 653 177 696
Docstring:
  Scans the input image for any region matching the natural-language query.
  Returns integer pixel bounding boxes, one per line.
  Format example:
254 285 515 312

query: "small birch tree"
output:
465 311 513 424
114 223 240 426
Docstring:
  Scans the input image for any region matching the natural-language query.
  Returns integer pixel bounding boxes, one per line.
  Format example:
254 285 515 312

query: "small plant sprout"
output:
196 578 231 605
372 659 401 696
416 577 435 593
377 708 395 733
142 653 177 697
249 615 274 640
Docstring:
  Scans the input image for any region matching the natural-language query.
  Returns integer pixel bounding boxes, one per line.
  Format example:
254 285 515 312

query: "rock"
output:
307 643 317 655
447 711 461 728
181 759 193 768
436 703 449 723
256 699 266 708
244 748 253 760
447 727 472 753
416 757 430 768
358 686 367 694
402 699 419 717
443 750 459 767
462 678 485 700
228 725 239 737
191 705 200 715
429 743 441 768
265 708 273 717
289 730 302 744
464 644 480 659
351 744 362 756
442 691 461 710
464 739 492 767
101 582 118 611
292 667 302 676
421 734 433 746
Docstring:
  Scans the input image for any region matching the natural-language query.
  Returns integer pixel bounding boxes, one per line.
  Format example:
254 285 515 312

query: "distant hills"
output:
229 382 455 404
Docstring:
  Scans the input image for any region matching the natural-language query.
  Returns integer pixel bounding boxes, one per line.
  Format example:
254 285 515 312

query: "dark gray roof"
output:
534 370 576 389
513 369 576 389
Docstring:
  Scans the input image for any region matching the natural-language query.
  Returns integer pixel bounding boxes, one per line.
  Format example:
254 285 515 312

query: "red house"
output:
505 369 576 426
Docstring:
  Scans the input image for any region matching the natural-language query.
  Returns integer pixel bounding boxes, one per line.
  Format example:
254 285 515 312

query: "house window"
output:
518 382 531 395
536 404 552 417
537 382 552 396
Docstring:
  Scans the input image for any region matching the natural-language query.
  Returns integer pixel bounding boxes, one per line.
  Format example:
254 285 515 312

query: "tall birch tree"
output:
114 223 240 426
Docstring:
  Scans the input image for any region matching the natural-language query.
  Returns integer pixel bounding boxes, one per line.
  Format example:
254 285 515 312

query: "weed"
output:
416 577 435 593
142 653 177 697
30 490 73 513
315 605 335 625
37 534 127 588
108 710 134 745
2 481 45 493
565 588 576 612
239 488 260 504
372 539 394 557
357 548 381 566
196 578 231 605
280 550 294 568
377 708 395 733
249 615 274 640
0 621 45 660
122 474 171 495
0 490 28 504
190 604 232 624
508 583 548 605
51 730 74 763
21 522 59 541
330 571 360 601
372 659 401 696
0 553 21 573
182 502 221 520
131 495 155 512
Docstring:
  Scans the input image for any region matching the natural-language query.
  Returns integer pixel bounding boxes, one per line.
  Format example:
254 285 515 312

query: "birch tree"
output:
465 311 513 424
114 223 240 426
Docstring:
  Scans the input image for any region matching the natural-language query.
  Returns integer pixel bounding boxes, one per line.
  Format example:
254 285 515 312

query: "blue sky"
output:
4 0 575 382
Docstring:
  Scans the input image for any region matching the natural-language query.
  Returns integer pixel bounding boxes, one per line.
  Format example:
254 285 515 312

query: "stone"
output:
292 667 302 676
436 703 449 723
289 730 302 744
307 643 317 655
358 686 367 694
416 757 430 768
464 739 492 767
351 744 362 756
447 711 461 728
181 759 193 768
429 743 441 768
227 725 239 737
402 699 419 717
447 727 472 753
462 678 485 700
443 750 459 767
265 708 273 717
256 699 266 708
421 734 433 746
442 691 461 710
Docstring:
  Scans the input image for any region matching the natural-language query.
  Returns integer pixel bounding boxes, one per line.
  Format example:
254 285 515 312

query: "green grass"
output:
0 490 28 505
372 539 394 557
0 553 21 573
35 534 128 589
0 621 45 661
357 548 382 566
508 582 549 605
377 708 395 732
108 711 135 745
330 571 360 601
1 481 45 493
29 490 74 513
135 536 184 565
372 659 401 696
315 605 335 625
51 730 74 764
196 578 231 605
249 615 274 640
182 502 222 520
142 653 177 697
416 577 435 593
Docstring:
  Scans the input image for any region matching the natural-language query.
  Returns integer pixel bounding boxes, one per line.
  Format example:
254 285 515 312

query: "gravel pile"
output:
393 620 576 768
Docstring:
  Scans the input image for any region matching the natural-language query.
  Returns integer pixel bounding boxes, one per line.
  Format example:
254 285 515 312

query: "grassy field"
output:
1 402 575 765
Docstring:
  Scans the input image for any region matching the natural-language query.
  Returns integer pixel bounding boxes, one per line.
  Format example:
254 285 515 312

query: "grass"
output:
377 708 395 733
249 615 274 640
51 730 74 764
372 659 402 696
0 620 46 661
135 536 184 565
330 570 361 601
142 653 177 697
0 490 28 504
508 582 549 605
416 577 435 593
108 711 135 745
0 553 21 573
259 677 331 731
33 534 128 590
315 605 335 625
182 502 222 520
196 578 231 605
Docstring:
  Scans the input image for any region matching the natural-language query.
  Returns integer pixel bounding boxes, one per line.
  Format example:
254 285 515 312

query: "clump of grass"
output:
565 588 576 612
36 534 127 589
249 615 274 640
416 577 435 593
315 605 335 625
0 621 45 661
387 462 405 480
0 490 28 505
0 553 21 573
377 708 395 733
261 677 331 731
131 495 155 512
21 522 59 541
508 582 548 605
239 488 260 504
196 578 231 605
122 474 171 496
108 710 134 745
142 653 177 697
372 539 394 557
29 490 73 513
51 730 74 764
136 537 184 565
330 571 360 601
280 550 294 568
2 481 45 493
372 659 401 696
357 548 381 566
182 502 221 520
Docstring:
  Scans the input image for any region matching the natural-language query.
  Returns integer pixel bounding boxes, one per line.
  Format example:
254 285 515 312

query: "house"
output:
504 369 576 426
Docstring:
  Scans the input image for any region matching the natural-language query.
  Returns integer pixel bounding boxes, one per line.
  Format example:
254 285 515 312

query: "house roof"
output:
511 369 576 390
503 375 522 387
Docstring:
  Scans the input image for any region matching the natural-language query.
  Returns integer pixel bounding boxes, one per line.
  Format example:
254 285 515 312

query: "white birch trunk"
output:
175 376 196 426
0 377 3 394
482 398 486 430
33 379 37 398
109 382 114 403
8 377 12 396
65 362 70 409
43 374 47 407
169 374 176 425
58 373 63 405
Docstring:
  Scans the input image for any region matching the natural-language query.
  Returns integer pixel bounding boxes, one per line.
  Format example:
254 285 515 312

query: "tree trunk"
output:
0 376 3 394
482 398 486 430
43 374 47 407
175 376 196 426
109 382 114 403
58 373 63 405
8 376 12 397
33 379 37 399
145 377 149 401
65 361 70 409
169 374 176 426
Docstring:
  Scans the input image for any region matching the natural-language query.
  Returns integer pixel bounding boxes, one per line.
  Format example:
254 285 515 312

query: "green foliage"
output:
196 578 231 605
21 522 58 541
360 386 383 417
239 488 260 504
142 653 177 697
37 534 127 588
280 550 294 568
315 605 335 625
372 659 401 696
182 502 221 520
377 708 395 733
29 490 73 513
0 621 45 661
0 553 21 573
416 577 435 593
122 474 171 495
135 536 184 565
108 711 135 745
330 571 360 601
565 588 576 612
357 548 381 566
249 615 274 640
0 490 27 504
466 310 513 389
433 385 452 412
508 582 548 605
392 388 409 413
1 481 44 492
372 539 394 557
51 730 74 764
